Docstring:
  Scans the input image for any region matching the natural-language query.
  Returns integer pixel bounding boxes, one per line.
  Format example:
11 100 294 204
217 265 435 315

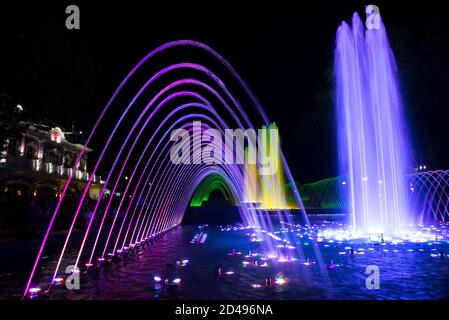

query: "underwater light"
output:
274 275 287 286
327 260 338 269
176 259 189 267
225 271 234 275
153 275 162 282
52 277 64 285
303 258 313 266
29 287 41 294
173 278 181 284
85 263 93 267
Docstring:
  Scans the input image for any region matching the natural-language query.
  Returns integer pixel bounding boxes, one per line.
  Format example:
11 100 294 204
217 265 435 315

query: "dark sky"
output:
1 1 448 183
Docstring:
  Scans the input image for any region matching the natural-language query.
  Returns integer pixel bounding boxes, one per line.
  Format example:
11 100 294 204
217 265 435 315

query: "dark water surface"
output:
1 215 449 300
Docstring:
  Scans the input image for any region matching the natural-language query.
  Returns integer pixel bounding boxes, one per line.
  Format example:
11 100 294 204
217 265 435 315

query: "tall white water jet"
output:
335 8 412 234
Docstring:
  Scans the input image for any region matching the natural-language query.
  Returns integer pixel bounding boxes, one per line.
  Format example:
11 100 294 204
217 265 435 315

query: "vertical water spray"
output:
336 9 412 234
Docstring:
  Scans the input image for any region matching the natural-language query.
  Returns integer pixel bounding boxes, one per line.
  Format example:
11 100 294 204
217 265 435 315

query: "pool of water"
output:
2 215 449 300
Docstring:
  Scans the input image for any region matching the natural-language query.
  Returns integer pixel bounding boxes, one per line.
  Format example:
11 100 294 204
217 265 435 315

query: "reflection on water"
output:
2 215 449 300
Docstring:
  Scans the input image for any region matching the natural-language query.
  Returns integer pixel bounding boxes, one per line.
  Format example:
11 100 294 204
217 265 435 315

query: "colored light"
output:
336 11 411 233
52 277 64 285
275 276 287 286
173 278 181 284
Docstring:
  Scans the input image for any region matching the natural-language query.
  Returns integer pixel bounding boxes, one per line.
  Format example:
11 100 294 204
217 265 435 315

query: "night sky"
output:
1 1 448 183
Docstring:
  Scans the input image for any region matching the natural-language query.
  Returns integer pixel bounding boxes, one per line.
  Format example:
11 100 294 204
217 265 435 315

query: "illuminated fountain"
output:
23 40 328 298
409 170 449 223
189 173 236 207
335 9 412 234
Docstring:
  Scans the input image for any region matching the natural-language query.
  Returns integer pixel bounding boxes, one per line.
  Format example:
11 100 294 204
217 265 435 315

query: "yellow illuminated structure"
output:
243 123 291 210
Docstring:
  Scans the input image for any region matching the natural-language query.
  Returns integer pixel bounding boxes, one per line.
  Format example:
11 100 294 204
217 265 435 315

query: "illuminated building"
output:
0 107 103 201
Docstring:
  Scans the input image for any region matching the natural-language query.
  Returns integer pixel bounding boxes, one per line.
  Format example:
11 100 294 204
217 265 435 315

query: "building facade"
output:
0 116 103 202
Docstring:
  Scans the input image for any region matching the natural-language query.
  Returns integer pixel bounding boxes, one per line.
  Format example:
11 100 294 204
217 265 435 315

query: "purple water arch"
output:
24 40 327 297
127 122 241 240
93 84 249 261
72 69 270 271
110 119 228 255
68 67 259 270
410 170 449 222
116 109 226 253
102 105 244 258
83 104 222 267
119 129 244 251
137 127 247 243
102 81 252 255
55 73 251 282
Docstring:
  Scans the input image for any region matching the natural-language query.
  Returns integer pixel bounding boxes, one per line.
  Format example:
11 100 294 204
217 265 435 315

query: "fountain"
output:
22 40 326 298
335 7 412 234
